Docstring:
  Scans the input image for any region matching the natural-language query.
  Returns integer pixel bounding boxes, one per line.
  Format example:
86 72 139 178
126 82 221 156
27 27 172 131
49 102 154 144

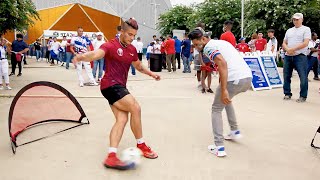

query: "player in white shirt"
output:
307 32 319 80
50 37 61 65
133 37 144 61
188 27 252 157
70 27 98 87
60 36 68 66
92 32 106 81
266 29 278 57
0 38 12 90
146 42 154 68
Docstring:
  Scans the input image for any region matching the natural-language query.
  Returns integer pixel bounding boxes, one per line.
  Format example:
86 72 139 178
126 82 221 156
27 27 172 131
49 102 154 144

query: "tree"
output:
245 0 320 44
158 0 320 42
190 0 242 38
157 5 194 35
0 0 39 36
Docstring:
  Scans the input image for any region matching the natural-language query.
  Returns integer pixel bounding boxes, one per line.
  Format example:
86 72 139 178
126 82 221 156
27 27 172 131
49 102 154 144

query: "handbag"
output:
15 53 22 62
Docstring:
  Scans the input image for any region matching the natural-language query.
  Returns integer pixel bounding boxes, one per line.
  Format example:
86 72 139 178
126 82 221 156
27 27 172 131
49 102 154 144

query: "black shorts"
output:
101 84 130 105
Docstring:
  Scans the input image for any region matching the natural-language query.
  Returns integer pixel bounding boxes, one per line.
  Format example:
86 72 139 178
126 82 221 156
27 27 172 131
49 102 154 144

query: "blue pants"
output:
182 55 191 72
307 56 319 78
65 52 73 69
283 55 308 98
59 52 66 62
35 50 42 60
93 58 104 79
130 64 136 75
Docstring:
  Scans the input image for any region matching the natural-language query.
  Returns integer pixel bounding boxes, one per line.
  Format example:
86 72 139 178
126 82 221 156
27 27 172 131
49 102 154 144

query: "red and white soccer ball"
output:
120 147 143 165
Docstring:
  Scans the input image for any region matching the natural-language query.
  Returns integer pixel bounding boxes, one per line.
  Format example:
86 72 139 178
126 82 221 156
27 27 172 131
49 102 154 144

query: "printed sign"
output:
43 30 103 40
242 53 271 91
260 54 283 88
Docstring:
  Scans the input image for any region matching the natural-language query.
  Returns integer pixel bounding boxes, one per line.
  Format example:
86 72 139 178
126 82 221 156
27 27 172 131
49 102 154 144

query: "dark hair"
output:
196 22 205 29
188 28 204 40
267 29 275 33
78 26 83 29
122 18 138 30
153 35 156 38
63 36 67 38
150 42 155 46
167 34 172 38
49 37 52 39
16 34 23 39
312 32 317 37
137 37 141 41
224 20 233 25
117 25 121 31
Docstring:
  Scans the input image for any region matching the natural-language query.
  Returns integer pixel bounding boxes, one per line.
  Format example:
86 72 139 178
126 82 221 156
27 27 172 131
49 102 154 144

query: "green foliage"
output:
245 0 320 42
0 0 39 36
158 0 320 41
157 5 194 35
190 0 242 38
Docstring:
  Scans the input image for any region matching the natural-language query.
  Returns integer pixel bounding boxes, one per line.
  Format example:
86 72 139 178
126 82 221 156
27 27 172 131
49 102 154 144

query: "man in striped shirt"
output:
70 27 98 87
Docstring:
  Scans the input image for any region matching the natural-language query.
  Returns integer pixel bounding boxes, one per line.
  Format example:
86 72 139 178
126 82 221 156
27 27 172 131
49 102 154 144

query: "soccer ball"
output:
120 147 143 165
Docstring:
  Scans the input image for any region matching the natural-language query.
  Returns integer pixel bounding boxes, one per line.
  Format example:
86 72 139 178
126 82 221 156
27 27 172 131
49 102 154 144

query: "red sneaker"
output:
103 153 135 170
137 143 158 159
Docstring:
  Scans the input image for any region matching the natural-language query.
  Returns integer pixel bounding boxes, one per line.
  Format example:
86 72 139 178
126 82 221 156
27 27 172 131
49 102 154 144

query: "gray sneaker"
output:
283 95 291 100
296 97 306 103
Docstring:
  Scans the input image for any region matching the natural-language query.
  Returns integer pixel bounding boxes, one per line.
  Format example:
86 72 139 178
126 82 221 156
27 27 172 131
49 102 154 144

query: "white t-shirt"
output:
51 41 61 54
266 37 278 56
60 40 68 51
203 40 252 81
132 40 143 53
147 46 153 53
0 46 7 59
47 40 54 50
137 41 144 53
308 40 318 57
92 39 105 50
284 25 311 55
153 44 161 54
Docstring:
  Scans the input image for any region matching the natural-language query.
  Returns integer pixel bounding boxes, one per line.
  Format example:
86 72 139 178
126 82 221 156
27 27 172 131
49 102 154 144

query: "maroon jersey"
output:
99 38 138 90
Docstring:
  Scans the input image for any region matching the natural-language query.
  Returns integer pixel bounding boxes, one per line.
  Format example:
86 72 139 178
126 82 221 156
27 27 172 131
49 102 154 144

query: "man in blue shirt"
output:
181 34 191 73
10 34 29 77
173 36 181 69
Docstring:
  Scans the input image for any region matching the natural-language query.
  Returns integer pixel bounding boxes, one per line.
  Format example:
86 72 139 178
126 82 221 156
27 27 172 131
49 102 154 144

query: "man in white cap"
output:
282 13 311 103
92 32 106 82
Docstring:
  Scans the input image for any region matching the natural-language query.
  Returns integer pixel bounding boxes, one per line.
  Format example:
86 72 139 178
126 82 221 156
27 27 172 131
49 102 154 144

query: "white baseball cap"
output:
96 32 103 36
292 13 303 19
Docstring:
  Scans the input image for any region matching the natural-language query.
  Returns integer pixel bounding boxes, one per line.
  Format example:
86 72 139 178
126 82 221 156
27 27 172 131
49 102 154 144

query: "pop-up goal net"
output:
8 81 89 154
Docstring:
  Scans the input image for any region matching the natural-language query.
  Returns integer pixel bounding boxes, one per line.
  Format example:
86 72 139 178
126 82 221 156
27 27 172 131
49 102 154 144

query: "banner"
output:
259 53 283 88
43 30 103 40
242 53 271 91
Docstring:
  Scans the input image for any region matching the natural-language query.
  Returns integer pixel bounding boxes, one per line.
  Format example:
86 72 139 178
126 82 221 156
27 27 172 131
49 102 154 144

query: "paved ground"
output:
0 57 319 180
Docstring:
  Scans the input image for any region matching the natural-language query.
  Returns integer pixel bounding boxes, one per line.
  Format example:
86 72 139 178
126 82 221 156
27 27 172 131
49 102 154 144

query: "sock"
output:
217 146 225 150
108 147 117 154
136 138 145 145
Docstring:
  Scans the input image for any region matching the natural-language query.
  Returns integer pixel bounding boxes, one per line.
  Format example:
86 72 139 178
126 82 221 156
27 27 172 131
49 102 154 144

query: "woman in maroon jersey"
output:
72 18 160 170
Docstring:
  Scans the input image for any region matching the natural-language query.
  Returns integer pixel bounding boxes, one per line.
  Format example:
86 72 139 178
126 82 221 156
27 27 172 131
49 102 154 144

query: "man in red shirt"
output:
255 32 267 51
220 20 236 47
73 18 160 170
236 37 250 53
164 35 176 72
